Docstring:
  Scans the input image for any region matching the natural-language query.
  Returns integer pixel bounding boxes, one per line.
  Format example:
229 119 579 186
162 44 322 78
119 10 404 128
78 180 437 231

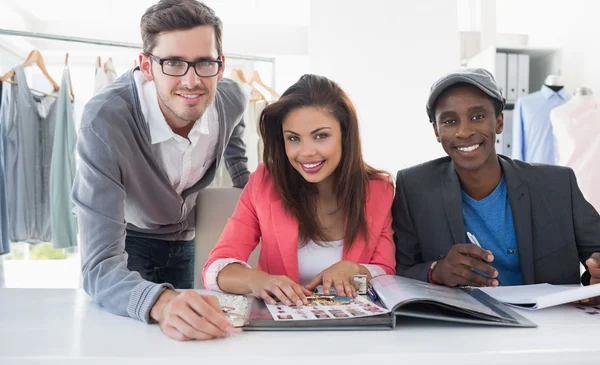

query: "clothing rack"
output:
0 28 276 63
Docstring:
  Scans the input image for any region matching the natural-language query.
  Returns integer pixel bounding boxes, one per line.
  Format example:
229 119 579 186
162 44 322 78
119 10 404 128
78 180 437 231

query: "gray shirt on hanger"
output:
72 69 249 322
6 65 57 243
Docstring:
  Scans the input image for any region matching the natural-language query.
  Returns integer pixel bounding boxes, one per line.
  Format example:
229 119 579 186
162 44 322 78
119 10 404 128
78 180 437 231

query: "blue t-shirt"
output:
462 176 524 286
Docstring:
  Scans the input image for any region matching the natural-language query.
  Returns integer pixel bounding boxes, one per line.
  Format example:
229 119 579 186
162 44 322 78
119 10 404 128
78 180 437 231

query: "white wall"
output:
0 0 312 117
309 0 460 175
272 56 310 94
496 0 600 94
0 0 310 63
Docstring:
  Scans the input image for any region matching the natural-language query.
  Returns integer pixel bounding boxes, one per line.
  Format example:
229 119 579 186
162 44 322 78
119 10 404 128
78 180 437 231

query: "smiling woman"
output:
260 74 382 248
281 107 342 187
203 74 396 309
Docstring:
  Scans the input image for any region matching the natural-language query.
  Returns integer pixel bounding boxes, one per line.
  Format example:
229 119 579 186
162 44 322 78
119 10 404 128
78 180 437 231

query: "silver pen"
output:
466 231 482 248
467 231 500 285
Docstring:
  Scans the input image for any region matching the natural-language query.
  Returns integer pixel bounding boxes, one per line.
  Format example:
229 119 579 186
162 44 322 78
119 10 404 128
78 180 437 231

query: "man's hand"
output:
150 290 236 341
431 244 499 287
304 260 364 297
577 253 600 305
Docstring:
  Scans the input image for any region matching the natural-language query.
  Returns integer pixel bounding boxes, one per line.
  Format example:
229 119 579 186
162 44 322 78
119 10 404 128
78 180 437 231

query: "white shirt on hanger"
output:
93 60 113 95
212 82 267 187
104 59 118 84
133 70 219 195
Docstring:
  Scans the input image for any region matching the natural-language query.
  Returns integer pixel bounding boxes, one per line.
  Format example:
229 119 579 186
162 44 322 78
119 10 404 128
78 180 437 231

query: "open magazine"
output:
265 294 390 320
242 275 536 330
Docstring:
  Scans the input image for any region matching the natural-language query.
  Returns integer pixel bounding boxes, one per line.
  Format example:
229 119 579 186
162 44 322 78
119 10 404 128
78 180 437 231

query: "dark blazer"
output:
393 155 600 285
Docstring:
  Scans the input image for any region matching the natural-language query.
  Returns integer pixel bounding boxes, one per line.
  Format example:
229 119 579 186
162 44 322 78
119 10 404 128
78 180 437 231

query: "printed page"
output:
371 275 500 318
265 295 390 321
479 283 600 310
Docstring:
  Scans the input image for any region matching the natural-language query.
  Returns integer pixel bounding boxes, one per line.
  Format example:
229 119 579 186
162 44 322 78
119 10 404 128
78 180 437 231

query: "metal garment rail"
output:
0 28 276 63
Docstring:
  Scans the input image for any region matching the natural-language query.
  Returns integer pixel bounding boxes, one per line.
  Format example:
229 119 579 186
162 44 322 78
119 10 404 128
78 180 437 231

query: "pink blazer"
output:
202 163 396 285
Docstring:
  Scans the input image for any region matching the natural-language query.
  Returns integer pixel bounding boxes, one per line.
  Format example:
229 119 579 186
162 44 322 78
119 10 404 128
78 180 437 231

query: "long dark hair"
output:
259 74 387 249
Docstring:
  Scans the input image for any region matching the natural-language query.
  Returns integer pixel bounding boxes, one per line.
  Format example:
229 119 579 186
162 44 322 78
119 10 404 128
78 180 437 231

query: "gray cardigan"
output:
72 69 249 322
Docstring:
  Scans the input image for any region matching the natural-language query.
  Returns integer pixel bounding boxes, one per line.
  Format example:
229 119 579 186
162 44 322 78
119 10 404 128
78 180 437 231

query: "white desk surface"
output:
1 288 599 365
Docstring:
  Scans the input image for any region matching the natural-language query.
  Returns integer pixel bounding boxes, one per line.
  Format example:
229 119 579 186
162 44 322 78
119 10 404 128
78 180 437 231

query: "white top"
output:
93 59 118 95
134 71 219 195
297 239 343 286
550 94 600 212
1 288 599 365
104 59 118 84
93 61 108 95
212 84 267 187
204 239 386 291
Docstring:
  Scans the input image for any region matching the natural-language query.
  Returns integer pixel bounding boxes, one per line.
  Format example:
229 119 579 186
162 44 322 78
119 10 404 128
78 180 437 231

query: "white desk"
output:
1 289 599 365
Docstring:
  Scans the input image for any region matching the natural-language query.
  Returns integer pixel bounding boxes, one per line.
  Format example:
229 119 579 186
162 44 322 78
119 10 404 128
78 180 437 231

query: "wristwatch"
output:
427 261 439 284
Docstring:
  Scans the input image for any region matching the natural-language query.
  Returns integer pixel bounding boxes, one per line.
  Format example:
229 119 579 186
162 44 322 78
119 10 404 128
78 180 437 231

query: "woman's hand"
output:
248 272 312 306
304 260 363 297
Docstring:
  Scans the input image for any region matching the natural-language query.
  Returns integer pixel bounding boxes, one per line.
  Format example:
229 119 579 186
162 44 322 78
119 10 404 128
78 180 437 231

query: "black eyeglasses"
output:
147 54 223 77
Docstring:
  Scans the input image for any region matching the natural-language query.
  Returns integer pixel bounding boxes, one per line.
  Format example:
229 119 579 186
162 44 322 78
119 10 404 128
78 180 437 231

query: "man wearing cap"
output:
392 68 600 303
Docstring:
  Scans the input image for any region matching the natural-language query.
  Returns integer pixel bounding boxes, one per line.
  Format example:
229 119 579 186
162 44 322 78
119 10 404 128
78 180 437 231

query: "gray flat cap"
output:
426 68 504 123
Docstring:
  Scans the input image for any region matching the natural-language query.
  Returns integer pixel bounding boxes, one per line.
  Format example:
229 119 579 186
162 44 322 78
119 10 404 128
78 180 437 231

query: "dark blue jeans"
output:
125 236 195 289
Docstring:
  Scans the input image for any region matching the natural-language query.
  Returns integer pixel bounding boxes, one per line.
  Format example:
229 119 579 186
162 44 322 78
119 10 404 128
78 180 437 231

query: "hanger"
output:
0 79 57 98
229 68 266 102
0 50 59 92
0 50 59 98
65 53 75 100
229 68 248 84
249 70 280 99
0 68 15 83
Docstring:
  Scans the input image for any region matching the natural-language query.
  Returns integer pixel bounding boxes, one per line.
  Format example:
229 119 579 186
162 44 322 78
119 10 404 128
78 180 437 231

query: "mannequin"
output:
574 86 593 97
513 74 569 164
550 85 600 212
544 75 564 92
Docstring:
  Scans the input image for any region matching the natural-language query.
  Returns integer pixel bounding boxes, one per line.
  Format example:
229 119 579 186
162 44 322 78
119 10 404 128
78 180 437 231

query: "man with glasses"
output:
72 0 248 340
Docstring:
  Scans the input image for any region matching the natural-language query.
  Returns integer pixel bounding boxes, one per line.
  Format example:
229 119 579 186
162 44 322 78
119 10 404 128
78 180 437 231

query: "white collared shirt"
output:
134 71 219 195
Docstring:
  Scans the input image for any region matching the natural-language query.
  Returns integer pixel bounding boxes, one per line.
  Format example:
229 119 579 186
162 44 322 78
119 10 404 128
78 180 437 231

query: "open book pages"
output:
265 295 390 321
372 275 501 318
478 283 600 310
213 276 537 329
369 275 536 327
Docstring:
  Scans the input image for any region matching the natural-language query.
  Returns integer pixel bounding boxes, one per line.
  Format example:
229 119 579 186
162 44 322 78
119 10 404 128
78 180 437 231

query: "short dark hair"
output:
140 0 223 56
429 82 504 124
